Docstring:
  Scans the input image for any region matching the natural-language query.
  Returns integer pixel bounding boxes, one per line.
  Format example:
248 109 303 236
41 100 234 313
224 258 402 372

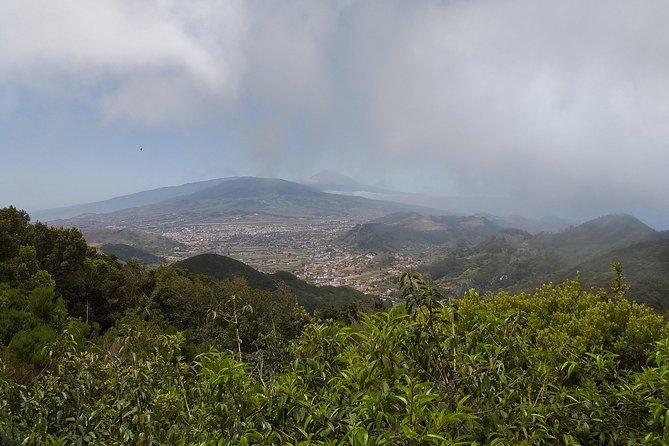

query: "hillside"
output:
534 214 657 262
174 254 276 289
4 205 669 444
422 214 669 309
341 212 500 252
174 253 380 312
54 177 436 230
32 178 233 221
82 227 188 258
98 243 164 265
563 238 669 308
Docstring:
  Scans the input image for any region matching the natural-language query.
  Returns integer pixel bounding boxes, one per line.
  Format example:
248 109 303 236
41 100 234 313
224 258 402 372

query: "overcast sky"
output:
1 0 668 228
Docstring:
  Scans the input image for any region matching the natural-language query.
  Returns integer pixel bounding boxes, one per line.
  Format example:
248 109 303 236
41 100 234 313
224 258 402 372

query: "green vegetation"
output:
0 206 356 384
423 215 669 310
3 206 669 444
341 213 499 252
175 253 381 313
98 243 164 265
174 253 277 289
82 227 187 258
564 239 669 309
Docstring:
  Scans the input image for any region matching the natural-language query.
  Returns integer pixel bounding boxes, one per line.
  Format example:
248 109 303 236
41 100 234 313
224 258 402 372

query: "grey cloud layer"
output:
1 0 668 223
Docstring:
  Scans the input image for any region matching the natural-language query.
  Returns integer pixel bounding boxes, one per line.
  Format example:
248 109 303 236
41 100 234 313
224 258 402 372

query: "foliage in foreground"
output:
0 206 375 384
2 271 669 445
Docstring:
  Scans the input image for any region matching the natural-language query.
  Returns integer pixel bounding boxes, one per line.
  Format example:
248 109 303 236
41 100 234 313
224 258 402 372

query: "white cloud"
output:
0 0 247 119
350 0 669 214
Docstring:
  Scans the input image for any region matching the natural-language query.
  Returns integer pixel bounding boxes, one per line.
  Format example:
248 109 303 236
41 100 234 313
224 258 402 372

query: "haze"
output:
1 0 668 228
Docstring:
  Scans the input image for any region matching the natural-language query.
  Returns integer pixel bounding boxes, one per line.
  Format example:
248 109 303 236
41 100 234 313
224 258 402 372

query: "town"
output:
155 216 421 299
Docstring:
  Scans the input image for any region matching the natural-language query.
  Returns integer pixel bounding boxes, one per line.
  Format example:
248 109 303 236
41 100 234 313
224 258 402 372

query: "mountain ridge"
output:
52 177 440 229
341 212 501 252
421 213 669 308
38 173 582 234
33 177 236 222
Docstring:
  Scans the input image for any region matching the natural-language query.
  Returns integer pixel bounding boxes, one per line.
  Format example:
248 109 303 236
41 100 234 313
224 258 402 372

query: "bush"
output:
8 324 56 368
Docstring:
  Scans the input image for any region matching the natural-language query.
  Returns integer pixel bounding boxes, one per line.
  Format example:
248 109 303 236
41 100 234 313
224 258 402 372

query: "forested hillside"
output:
0 206 357 385
174 253 381 312
3 206 669 444
341 213 499 252
422 215 669 310
98 243 164 265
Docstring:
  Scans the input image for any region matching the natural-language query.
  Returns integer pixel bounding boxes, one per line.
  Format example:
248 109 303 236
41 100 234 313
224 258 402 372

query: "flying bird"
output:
140 147 143 151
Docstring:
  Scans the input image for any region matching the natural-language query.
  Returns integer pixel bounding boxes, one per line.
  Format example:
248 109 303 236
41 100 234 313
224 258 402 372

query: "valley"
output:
47 175 669 308
50 177 434 299
87 216 423 299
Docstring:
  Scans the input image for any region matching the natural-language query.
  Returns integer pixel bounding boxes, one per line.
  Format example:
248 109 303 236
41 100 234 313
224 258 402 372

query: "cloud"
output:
1 0 669 223
0 0 247 120
352 0 669 217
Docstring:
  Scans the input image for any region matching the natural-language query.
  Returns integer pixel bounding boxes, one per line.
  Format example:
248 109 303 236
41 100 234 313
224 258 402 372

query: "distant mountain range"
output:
24 173 668 309
339 211 577 253
49 176 437 230
39 172 574 234
33 178 235 222
303 172 576 232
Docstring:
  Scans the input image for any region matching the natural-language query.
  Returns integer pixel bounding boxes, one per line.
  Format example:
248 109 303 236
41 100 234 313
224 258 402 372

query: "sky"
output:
1 0 668 228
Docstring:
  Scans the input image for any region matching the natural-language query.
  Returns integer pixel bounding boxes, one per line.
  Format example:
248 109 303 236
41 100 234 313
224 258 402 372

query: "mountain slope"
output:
563 238 669 308
174 253 379 312
33 178 234 221
55 177 437 229
422 214 669 308
535 214 657 262
174 254 276 290
82 228 187 258
341 212 500 252
98 243 164 265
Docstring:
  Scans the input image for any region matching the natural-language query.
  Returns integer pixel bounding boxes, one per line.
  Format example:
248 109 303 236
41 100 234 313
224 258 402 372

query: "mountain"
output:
174 253 380 312
82 227 188 258
537 214 657 262
422 214 669 309
54 177 437 229
563 238 669 309
32 178 234 221
341 212 501 252
42 173 572 235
